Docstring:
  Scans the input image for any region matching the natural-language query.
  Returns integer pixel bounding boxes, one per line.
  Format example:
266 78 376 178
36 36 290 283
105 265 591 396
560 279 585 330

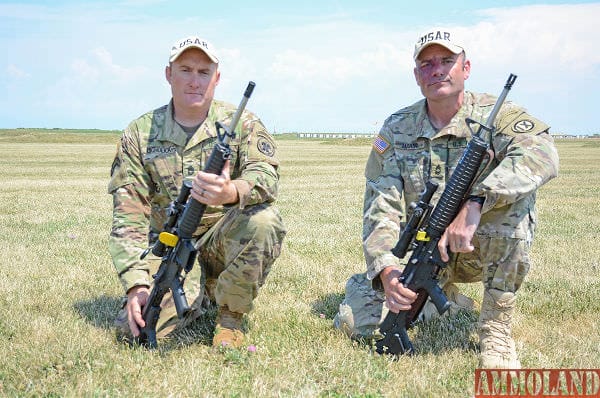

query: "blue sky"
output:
1 1 598 134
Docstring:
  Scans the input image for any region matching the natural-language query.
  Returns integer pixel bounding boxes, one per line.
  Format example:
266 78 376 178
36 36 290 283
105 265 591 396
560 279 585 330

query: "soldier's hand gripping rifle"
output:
374 74 517 356
135 81 256 348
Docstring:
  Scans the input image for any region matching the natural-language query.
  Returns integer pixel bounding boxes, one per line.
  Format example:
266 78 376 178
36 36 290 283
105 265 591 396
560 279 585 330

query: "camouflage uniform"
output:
109 99 286 338
334 91 559 343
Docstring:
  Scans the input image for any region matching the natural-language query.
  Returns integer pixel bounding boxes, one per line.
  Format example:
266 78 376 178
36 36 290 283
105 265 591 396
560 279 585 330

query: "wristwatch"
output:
468 195 485 205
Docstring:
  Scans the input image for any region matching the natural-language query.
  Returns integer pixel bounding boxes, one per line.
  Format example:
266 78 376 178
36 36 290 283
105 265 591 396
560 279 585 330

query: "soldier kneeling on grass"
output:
333 29 559 368
108 36 286 348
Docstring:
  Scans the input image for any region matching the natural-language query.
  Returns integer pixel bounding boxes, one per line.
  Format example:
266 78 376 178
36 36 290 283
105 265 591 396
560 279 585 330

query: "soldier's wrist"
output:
467 195 485 206
379 265 402 284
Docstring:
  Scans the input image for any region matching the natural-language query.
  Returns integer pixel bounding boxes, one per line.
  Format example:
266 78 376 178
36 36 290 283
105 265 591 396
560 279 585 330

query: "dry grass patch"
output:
0 130 597 397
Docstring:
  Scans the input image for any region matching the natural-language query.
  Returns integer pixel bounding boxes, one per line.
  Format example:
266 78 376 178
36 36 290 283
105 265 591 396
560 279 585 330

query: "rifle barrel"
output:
484 74 517 131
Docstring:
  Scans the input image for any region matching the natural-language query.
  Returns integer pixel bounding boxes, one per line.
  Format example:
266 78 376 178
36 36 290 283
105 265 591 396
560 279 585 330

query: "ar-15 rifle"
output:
375 74 517 356
135 81 256 348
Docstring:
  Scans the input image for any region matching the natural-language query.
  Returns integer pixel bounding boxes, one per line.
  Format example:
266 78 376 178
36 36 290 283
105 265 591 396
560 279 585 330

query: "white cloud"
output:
71 59 100 81
70 47 150 82
6 64 29 79
1 1 598 133
470 4 600 72
267 42 409 87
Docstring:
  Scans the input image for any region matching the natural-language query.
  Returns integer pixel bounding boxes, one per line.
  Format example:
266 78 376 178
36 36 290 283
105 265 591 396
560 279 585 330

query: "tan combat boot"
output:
478 288 521 369
213 305 244 349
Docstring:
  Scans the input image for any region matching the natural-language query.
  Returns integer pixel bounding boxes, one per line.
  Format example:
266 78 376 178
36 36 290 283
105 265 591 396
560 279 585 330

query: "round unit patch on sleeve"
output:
257 137 275 157
512 119 535 133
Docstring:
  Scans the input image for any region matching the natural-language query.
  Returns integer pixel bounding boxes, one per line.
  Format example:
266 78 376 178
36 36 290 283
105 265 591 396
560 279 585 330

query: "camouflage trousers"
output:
116 202 286 339
334 235 531 340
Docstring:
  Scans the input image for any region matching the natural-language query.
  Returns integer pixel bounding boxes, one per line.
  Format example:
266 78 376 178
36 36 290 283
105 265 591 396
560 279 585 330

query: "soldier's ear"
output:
463 59 471 80
165 65 172 85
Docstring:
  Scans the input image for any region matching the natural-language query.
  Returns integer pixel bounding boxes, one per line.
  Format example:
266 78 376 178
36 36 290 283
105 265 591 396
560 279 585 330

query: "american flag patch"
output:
373 135 390 154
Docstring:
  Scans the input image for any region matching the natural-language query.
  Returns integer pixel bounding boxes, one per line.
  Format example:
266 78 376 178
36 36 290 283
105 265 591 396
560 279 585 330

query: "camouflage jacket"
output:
364 91 559 280
108 99 280 292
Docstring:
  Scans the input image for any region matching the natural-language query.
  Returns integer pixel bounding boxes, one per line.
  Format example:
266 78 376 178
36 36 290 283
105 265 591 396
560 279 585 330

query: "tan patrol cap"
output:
169 36 219 64
413 29 464 60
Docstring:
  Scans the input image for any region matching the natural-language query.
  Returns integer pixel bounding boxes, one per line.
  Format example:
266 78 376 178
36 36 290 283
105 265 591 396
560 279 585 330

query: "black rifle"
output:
135 81 256 348
375 74 517 356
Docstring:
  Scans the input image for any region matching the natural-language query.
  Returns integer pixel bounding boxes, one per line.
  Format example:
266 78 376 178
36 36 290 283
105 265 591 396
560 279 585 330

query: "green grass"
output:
0 129 598 397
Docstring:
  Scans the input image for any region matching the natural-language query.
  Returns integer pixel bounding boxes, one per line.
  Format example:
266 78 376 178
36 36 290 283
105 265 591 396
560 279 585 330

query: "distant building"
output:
551 133 597 139
296 132 375 139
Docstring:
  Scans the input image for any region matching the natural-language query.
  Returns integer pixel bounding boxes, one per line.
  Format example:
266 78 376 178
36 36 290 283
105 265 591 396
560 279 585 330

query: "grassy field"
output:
0 129 598 397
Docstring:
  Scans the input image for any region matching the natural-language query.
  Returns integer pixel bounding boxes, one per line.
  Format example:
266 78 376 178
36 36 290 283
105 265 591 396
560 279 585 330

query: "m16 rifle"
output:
375 74 517 356
135 81 256 348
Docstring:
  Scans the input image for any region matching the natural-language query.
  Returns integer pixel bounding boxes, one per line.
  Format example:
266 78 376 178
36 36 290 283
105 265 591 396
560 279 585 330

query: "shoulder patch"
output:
373 135 391 154
512 119 535 133
257 136 275 157
497 108 549 136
